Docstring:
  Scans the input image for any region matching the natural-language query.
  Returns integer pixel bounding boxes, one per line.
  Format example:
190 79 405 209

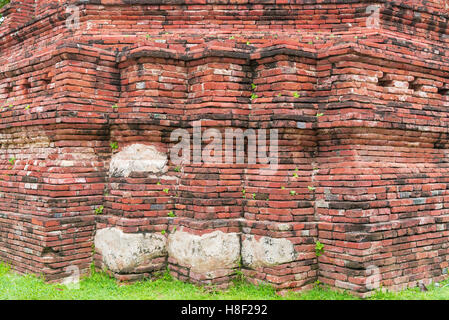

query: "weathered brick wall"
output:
0 0 449 296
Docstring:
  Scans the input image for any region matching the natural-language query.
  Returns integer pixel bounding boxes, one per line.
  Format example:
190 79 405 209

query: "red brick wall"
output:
0 0 449 296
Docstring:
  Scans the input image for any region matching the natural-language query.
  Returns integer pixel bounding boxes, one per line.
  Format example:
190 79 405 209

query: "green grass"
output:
368 282 449 300
0 263 448 300
0 0 9 9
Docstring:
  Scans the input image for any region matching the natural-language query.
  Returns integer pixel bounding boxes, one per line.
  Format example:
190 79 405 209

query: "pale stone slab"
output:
109 143 168 177
95 227 167 274
241 235 297 268
167 230 240 273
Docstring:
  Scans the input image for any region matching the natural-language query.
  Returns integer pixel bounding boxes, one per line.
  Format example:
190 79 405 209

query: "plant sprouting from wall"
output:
110 142 118 150
315 241 324 257
95 205 104 215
